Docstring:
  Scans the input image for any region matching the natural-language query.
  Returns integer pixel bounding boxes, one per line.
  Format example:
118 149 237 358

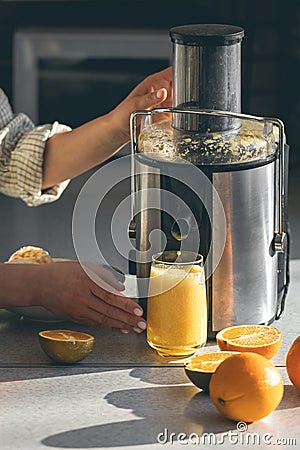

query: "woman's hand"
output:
24 262 146 333
108 66 173 143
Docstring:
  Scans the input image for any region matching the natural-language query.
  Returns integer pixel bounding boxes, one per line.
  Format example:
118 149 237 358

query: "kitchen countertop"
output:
1 261 300 450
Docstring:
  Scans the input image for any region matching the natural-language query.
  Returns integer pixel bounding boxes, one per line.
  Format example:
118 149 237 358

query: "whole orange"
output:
209 352 284 422
286 336 300 390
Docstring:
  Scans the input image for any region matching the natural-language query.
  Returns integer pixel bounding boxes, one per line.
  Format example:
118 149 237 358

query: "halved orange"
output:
216 324 282 359
184 351 239 392
39 329 94 363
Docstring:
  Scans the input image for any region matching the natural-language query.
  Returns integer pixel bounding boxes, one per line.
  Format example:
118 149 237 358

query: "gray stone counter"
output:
0 261 300 449
1 366 299 450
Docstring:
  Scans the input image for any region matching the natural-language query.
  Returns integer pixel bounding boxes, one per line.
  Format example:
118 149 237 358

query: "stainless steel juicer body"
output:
130 24 289 335
130 108 289 335
132 109 288 335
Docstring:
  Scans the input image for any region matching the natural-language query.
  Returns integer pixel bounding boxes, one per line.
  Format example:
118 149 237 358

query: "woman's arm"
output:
42 67 172 189
0 262 146 333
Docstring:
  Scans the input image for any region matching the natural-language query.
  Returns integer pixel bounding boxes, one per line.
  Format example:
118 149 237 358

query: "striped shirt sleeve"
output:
0 89 71 207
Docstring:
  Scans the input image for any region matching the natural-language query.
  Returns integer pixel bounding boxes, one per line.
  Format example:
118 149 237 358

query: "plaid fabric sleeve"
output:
0 89 71 207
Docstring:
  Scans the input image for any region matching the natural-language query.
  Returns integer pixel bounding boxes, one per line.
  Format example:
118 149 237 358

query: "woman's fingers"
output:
128 66 172 110
133 88 168 111
88 277 146 331
137 67 172 95
82 266 145 331
88 303 144 331
89 275 143 315
73 302 145 333
88 287 146 330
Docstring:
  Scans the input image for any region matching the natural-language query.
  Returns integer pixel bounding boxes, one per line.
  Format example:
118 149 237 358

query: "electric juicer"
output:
130 24 289 336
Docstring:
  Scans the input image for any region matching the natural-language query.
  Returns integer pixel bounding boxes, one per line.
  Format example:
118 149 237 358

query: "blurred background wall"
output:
0 0 299 261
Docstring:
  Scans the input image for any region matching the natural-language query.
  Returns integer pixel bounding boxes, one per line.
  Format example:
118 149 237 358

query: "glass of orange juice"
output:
147 251 207 358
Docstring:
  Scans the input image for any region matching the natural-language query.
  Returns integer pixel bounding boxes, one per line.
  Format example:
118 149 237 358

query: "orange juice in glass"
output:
147 251 207 358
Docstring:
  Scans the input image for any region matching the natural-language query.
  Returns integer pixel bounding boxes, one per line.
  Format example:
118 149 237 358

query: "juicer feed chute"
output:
170 24 243 132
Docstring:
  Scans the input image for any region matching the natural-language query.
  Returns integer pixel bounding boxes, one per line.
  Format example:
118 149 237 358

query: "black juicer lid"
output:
170 24 244 46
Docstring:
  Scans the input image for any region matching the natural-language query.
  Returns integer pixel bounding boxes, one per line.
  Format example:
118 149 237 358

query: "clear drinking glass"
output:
147 251 207 358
